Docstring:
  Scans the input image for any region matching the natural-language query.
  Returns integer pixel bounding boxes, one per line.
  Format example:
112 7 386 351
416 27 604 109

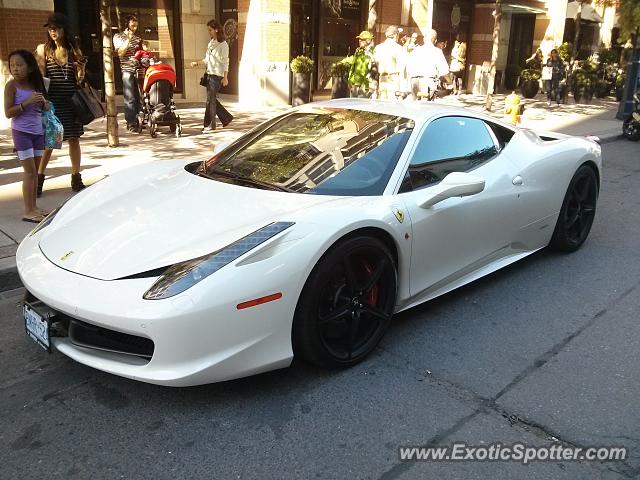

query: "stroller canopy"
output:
143 63 177 93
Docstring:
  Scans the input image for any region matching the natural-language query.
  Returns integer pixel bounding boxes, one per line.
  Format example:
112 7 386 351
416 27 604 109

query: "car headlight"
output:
143 222 295 300
29 205 63 236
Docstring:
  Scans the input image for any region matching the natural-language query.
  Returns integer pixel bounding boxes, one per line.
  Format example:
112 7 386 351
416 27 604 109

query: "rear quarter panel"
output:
501 129 601 249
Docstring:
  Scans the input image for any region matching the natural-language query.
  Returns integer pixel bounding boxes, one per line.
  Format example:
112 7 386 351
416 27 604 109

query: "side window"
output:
399 116 498 192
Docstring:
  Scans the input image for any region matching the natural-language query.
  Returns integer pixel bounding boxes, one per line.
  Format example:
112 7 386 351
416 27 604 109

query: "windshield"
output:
204 108 414 195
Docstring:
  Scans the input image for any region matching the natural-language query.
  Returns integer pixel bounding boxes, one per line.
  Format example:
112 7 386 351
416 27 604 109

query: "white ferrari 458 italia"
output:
17 99 601 386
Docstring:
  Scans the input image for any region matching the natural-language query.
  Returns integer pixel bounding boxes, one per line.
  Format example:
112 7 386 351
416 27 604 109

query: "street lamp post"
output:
617 28 640 121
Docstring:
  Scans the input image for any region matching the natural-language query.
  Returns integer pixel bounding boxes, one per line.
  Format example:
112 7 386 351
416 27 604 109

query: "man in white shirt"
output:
407 29 449 100
374 26 406 99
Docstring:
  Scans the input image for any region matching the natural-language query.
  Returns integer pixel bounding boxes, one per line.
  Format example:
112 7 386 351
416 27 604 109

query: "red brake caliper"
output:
361 259 379 306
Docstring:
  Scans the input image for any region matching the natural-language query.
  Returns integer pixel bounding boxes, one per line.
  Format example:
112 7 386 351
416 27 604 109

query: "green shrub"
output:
331 56 353 76
616 73 626 89
290 55 314 74
597 48 618 65
557 42 572 62
519 68 541 81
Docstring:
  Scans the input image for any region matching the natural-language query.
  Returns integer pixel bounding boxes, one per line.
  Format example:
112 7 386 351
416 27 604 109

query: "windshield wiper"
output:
206 168 294 192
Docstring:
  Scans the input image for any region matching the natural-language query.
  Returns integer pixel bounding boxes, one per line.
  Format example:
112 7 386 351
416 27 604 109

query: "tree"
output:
596 0 640 40
100 0 119 147
484 0 502 111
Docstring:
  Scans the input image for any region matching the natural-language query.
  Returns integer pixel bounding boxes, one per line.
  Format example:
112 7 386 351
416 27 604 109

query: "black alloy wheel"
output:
549 165 598 252
622 118 640 141
293 236 397 368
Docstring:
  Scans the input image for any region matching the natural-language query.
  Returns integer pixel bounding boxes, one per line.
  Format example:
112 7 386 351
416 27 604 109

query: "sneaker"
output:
222 118 233 128
202 126 214 134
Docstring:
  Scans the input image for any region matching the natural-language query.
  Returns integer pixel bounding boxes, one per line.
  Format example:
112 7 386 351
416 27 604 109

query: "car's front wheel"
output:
549 165 598 252
293 236 397 368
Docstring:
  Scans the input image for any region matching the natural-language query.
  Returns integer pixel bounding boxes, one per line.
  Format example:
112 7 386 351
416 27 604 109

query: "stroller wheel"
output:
176 124 182 138
150 123 157 138
169 123 177 133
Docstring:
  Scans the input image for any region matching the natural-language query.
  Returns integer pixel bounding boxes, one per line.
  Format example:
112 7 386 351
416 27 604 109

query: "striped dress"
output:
45 57 84 140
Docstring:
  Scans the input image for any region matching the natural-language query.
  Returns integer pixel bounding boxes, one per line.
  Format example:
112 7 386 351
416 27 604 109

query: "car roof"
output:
306 98 509 126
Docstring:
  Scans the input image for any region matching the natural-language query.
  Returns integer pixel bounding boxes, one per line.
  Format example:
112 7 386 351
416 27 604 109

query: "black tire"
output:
622 119 640 141
549 165 598 252
292 236 397 368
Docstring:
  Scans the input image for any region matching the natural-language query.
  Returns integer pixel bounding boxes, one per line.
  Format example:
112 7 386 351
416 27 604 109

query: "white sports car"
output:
17 99 601 386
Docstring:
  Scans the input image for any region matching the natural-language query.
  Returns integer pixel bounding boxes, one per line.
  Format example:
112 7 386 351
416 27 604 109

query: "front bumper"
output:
17 234 300 387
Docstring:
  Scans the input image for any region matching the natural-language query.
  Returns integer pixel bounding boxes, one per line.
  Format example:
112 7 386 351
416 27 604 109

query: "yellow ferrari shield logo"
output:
60 251 74 261
392 207 404 223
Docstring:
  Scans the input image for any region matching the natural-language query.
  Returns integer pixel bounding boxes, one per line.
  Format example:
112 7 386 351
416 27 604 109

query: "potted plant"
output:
518 69 541 98
330 56 352 99
290 55 314 106
572 61 597 103
615 73 626 101
594 78 611 98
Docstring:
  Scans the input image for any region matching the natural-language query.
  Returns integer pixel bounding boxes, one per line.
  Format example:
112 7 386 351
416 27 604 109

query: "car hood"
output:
39 163 337 280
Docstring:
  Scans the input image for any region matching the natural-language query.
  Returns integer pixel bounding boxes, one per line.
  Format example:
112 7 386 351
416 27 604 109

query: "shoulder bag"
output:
71 81 106 125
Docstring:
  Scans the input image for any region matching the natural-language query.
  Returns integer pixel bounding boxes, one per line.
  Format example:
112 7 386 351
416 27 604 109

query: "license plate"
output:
24 302 50 351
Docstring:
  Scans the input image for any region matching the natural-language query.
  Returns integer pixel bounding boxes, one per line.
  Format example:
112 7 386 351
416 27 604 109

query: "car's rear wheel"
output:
549 165 598 252
293 236 397 368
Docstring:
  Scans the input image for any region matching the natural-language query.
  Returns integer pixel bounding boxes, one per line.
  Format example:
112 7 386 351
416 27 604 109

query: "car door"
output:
397 116 523 298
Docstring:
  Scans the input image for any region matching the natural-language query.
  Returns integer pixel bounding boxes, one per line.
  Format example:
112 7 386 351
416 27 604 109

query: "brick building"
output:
0 0 621 128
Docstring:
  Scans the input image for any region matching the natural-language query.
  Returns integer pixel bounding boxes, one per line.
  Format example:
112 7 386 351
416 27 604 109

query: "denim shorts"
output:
12 129 45 161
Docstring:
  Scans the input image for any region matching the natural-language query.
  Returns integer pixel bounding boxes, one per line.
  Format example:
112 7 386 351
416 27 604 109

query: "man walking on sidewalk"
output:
113 14 143 132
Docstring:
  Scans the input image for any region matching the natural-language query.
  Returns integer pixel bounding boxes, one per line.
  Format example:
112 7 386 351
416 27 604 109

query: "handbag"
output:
541 66 553 81
199 72 209 87
42 104 64 149
71 82 106 125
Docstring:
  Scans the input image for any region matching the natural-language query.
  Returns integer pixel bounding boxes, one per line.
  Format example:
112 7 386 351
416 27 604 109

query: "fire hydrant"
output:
504 91 522 125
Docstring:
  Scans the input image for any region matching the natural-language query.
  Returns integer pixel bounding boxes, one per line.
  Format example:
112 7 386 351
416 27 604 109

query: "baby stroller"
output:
137 63 182 137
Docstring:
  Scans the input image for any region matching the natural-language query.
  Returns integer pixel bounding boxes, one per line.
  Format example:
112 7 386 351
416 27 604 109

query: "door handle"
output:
512 175 524 186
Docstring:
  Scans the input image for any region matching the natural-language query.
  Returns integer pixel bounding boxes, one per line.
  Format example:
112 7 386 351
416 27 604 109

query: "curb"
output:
0 257 20 293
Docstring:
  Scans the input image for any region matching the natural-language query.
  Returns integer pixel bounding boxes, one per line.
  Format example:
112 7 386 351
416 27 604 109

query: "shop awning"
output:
566 1 604 23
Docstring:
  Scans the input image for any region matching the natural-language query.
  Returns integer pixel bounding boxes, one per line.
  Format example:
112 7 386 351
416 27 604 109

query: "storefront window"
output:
318 0 364 89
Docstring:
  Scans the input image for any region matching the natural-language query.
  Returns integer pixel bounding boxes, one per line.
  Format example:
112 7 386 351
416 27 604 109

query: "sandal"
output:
22 213 45 223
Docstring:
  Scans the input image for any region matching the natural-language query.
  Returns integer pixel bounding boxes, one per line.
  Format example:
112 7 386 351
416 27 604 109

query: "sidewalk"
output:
0 92 623 280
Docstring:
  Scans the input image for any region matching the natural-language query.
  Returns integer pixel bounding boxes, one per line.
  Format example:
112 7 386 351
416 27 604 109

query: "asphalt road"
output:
1 139 639 479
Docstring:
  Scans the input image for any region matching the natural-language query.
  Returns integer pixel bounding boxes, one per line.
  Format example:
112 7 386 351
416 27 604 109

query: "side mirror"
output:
418 172 486 209
213 139 233 155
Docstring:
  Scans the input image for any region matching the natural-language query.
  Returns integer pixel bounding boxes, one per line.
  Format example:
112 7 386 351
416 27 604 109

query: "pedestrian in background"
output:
374 26 405 99
407 29 449 100
449 33 467 95
113 14 143 132
191 19 233 133
35 12 87 194
4 50 50 222
545 49 565 106
348 30 375 98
